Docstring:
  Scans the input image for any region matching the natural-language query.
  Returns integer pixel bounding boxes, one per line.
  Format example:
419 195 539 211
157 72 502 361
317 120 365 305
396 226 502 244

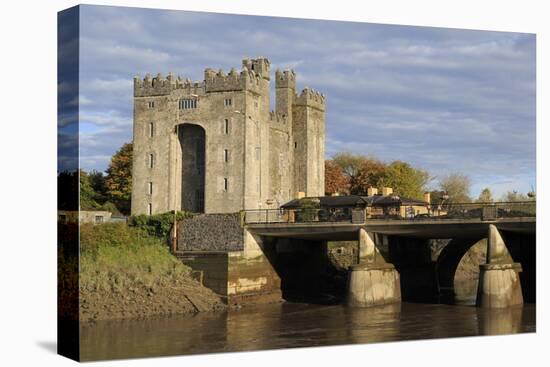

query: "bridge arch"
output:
435 238 484 295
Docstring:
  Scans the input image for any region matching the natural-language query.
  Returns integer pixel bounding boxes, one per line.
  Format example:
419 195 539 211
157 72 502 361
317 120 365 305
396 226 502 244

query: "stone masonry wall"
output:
177 213 244 251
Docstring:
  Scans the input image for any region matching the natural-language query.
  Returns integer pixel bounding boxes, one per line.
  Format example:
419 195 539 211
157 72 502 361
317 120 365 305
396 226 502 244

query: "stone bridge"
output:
175 205 535 309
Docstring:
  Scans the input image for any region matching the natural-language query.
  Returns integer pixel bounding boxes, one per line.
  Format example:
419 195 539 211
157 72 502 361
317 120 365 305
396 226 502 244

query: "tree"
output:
332 152 367 191
379 161 429 200
438 173 472 203
500 190 533 202
105 142 133 214
80 169 102 210
476 187 494 203
88 169 107 202
325 160 350 195
352 157 387 195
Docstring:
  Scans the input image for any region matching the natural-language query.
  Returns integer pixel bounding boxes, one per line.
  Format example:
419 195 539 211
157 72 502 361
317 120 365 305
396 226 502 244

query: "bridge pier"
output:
347 228 401 307
476 224 523 308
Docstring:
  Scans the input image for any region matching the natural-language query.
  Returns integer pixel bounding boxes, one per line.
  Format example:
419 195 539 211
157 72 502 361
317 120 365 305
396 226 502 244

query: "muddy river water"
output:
80 299 535 361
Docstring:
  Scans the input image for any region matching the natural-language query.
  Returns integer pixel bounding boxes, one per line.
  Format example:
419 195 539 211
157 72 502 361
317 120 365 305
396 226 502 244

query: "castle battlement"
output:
134 73 205 97
203 66 263 94
275 69 296 89
294 88 326 111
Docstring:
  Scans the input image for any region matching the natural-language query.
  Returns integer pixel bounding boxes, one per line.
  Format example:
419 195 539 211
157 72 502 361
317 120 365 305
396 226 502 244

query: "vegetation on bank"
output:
79 222 225 322
128 211 193 238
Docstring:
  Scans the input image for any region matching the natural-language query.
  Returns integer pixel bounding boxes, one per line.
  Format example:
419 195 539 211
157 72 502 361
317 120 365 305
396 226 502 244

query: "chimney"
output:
295 191 305 199
367 187 378 196
423 192 431 204
381 187 393 196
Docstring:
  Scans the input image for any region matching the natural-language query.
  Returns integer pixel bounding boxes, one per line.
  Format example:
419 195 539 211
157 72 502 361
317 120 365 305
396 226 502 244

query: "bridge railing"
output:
243 207 359 225
431 201 536 221
242 201 535 225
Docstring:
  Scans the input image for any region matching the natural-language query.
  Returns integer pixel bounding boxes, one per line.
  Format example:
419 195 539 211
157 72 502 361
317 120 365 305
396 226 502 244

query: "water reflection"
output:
477 306 524 335
80 302 536 361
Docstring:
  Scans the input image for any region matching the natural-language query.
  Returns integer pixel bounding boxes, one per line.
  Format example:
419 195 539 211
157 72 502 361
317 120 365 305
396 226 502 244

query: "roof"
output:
281 195 427 209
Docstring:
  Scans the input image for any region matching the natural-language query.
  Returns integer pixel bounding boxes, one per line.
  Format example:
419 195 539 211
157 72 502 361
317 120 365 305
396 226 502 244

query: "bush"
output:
128 211 193 238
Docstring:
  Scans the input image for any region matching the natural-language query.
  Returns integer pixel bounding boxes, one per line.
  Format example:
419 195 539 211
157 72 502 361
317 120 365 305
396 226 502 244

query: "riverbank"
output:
79 222 226 323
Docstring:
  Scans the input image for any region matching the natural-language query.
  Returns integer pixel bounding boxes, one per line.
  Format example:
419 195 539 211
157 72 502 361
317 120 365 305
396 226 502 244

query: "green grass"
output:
80 222 191 293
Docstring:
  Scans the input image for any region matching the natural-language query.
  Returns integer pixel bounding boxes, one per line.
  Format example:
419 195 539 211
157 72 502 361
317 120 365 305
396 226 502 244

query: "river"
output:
80 299 535 361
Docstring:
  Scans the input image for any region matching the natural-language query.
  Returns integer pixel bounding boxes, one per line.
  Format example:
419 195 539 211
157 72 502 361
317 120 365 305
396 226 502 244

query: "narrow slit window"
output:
149 122 154 137
224 149 229 163
148 203 152 216
148 182 153 195
223 178 228 191
224 119 229 134
149 153 154 168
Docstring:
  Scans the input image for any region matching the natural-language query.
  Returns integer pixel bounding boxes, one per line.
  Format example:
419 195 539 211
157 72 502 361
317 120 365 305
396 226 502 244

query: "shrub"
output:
128 211 193 238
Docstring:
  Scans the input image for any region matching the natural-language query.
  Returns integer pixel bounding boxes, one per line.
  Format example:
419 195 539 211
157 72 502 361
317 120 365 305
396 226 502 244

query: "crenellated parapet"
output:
275 69 296 90
134 72 205 97
203 66 263 94
242 57 270 80
294 87 326 111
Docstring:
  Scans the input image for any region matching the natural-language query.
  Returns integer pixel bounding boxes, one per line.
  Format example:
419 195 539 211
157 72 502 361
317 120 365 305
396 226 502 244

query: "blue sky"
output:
74 5 536 198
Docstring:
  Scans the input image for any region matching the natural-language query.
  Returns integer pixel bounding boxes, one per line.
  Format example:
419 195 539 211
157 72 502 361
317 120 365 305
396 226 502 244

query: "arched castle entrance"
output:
178 123 205 213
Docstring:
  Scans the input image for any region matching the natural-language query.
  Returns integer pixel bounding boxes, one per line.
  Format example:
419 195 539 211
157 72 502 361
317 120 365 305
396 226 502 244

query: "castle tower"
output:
293 88 326 197
275 69 296 117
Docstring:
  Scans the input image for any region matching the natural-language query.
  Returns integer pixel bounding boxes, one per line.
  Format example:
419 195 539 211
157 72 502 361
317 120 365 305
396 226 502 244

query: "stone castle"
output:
131 57 326 215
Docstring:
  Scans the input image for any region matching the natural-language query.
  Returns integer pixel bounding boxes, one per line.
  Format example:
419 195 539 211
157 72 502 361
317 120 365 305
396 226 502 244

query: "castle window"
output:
149 122 154 137
294 142 297 149
224 98 232 107
179 98 197 110
148 101 155 108
148 153 155 169
148 203 152 216
224 149 229 163
95 215 104 223
223 178 228 191
148 182 153 195
224 119 230 134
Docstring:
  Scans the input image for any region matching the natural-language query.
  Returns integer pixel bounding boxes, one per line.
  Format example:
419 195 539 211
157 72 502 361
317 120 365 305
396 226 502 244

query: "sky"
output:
71 5 536 198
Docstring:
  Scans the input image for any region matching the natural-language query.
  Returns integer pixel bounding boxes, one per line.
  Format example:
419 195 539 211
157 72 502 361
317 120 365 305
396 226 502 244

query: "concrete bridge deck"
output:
246 217 536 241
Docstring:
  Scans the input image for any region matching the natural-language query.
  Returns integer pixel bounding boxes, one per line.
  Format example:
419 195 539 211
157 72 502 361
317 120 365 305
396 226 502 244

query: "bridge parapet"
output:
242 201 535 225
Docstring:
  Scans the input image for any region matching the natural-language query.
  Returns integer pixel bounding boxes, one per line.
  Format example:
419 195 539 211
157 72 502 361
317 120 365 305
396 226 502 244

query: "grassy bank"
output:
79 222 225 322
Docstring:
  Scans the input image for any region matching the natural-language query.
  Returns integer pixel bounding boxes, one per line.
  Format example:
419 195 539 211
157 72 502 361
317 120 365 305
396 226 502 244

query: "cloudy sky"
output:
75 5 535 198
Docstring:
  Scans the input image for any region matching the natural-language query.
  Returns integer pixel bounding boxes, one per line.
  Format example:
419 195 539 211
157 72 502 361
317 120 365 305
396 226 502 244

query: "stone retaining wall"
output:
176 213 244 251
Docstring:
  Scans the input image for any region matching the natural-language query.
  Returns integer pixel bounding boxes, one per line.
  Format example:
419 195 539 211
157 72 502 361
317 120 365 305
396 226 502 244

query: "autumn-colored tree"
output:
105 142 133 214
379 161 429 200
352 157 387 194
325 160 350 195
